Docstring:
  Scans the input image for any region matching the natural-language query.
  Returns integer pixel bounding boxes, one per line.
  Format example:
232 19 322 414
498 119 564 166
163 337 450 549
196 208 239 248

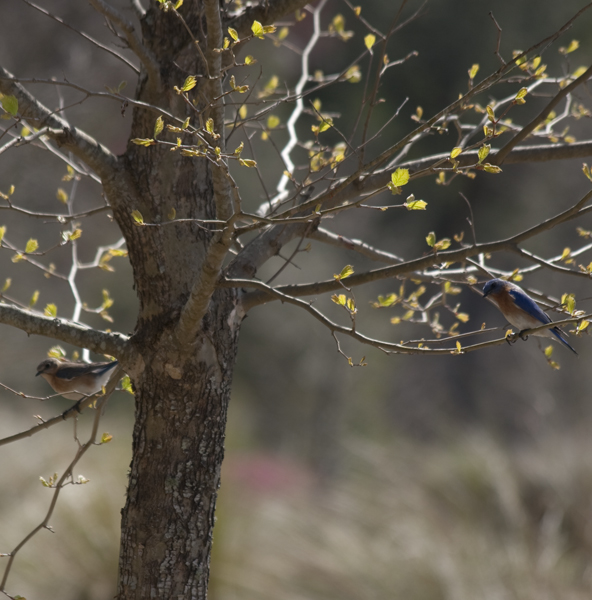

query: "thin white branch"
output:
257 0 328 216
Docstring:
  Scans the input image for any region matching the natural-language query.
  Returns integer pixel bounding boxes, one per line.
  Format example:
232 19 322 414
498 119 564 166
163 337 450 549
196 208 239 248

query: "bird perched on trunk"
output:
482 278 577 354
36 357 119 400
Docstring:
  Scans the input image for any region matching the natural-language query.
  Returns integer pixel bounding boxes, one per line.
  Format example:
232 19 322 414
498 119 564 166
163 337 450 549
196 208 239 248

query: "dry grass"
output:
2 406 592 600
212 431 592 600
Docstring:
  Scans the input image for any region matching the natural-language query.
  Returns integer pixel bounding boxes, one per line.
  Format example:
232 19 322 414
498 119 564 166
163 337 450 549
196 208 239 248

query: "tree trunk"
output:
117 290 240 599
109 3 242 597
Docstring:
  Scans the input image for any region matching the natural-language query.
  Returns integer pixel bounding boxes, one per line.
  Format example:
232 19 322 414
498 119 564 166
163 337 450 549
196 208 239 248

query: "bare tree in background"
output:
1 0 592 598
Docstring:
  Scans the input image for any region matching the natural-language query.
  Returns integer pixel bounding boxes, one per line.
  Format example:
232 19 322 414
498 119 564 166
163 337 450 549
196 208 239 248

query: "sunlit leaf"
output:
481 163 502 173
404 196 427 210
334 265 354 280
56 188 68 204
239 159 257 167
29 290 40 307
154 116 164 138
1 95 18 117
478 144 490 163
131 138 155 146
181 75 197 92
101 432 113 444
364 34 376 51
48 346 66 358
450 147 462 159
25 238 38 254
391 168 409 187
468 63 479 79
131 210 144 224
251 20 265 38
44 303 57 317
426 231 436 247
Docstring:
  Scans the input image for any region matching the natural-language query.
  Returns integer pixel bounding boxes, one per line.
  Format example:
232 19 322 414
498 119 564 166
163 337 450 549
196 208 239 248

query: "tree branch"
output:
229 189 592 309
0 365 123 594
0 65 120 181
87 0 160 87
173 0 239 346
493 63 592 165
229 138 592 279
309 227 403 264
0 304 130 359
228 0 312 38
19 0 139 74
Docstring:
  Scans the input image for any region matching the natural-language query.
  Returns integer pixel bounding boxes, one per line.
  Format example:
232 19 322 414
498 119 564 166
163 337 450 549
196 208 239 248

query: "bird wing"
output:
54 361 117 380
508 289 550 325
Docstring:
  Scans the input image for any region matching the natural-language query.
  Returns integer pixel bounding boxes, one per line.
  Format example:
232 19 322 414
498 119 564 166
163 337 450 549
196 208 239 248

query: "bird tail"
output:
551 327 578 355
98 360 119 374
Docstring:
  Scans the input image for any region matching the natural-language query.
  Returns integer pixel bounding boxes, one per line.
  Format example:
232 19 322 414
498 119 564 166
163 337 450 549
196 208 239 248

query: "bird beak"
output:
482 290 490 299
35 370 41 377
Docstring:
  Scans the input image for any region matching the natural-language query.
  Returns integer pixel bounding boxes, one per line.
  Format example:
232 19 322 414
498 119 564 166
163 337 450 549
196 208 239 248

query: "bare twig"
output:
87 0 159 86
19 0 139 74
0 365 123 593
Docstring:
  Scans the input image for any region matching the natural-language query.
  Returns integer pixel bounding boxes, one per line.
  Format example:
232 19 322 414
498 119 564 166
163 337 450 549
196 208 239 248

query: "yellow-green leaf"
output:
48 345 66 358
404 196 427 210
239 158 257 167
121 375 134 395
206 118 214 135
25 238 38 254
426 231 436 247
181 76 197 92
56 188 68 204
450 147 462 159
251 20 265 38
560 39 579 54
477 144 490 163
29 290 39 307
390 168 409 189
44 303 57 317
468 63 479 79
482 163 502 173
1 95 18 117
154 116 164 138
101 432 113 443
267 115 280 129
561 293 576 314
486 105 495 122
0 226 5 244
331 294 347 306
515 87 528 101
364 34 375 50
334 265 354 280
131 138 155 146
1 278 10 292
131 210 144 224
228 27 238 41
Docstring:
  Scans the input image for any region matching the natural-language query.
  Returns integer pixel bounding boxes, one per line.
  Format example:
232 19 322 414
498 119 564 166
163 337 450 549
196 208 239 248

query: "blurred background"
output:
2 0 592 598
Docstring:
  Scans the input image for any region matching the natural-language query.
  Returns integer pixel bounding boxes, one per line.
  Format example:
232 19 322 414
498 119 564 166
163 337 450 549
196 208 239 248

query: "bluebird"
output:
36 357 119 400
482 278 577 354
